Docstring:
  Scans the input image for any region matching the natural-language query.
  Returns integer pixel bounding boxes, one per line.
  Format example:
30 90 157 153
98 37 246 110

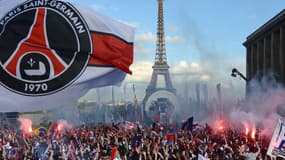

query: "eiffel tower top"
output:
154 0 168 68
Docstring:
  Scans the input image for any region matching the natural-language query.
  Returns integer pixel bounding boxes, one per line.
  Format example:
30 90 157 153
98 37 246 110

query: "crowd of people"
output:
0 120 274 160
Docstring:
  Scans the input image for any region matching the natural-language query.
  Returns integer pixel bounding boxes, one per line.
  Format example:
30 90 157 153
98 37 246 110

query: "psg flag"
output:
267 119 285 159
0 0 134 112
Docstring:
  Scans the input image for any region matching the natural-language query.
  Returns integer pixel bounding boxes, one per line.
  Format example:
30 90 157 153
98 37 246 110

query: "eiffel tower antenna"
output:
155 0 168 66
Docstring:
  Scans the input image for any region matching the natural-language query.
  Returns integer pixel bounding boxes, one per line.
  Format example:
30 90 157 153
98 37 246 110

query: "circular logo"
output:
0 0 92 96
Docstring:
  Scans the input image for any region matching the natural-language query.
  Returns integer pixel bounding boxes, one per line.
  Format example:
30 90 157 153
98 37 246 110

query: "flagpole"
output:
96 88 101 123
112 86 115 122
133 84 138 122
124 83 127 102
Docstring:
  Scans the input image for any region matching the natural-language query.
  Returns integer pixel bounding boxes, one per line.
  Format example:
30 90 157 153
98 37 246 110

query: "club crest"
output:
0 0 92 96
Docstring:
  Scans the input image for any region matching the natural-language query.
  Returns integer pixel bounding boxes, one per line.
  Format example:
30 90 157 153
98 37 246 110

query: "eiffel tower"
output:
143 0 177 122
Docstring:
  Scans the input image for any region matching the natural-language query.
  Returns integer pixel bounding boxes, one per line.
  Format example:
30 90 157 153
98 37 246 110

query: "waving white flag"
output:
267 119 285 159
0 0 134 112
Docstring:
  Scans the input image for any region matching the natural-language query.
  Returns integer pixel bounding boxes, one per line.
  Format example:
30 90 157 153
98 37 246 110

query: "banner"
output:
267 119 285 159
0 0 134 112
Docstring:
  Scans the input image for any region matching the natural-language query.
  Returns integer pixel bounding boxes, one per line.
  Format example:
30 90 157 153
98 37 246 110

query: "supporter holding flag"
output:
68 140 76 160
166 125 176 145
34 126 48 139
182 116 194 132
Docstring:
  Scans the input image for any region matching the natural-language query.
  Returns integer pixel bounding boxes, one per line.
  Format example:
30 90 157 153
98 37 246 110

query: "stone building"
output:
244 9 285 86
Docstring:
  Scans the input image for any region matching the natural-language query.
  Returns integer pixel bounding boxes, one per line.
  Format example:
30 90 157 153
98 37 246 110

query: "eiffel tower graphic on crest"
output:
143 0 177 122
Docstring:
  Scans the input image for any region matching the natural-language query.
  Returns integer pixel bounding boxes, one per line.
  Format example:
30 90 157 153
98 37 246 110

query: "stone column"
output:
271 32 275 71
246 46 252 80
246 46 252 96
280 27 284 82
274 31 280 78
257 41 260 71
263 38 267 73
251 45 255 78
265 36 272 72
258 40 264 73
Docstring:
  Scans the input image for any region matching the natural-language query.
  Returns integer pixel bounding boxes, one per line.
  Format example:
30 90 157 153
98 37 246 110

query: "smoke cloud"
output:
191 74 285 138
229 75 284 136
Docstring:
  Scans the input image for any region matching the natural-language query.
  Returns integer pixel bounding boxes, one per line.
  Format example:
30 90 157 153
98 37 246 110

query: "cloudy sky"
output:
68 0 285 102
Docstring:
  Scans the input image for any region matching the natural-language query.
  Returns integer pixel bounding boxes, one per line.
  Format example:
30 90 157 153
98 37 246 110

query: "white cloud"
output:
126 61 153 82
171 61 202 75
118 20 139 28
190 62 200 71
135 32 156 42
123 59 245 101
200 74 210 81
126 60 206 84
166 36 186 44
125 59 245 89
126 60 207 83
134 43 150 54
135 32 186 44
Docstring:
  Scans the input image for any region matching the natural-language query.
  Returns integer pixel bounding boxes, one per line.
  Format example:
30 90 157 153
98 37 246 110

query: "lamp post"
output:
231 68 250 97
231 68 248 82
